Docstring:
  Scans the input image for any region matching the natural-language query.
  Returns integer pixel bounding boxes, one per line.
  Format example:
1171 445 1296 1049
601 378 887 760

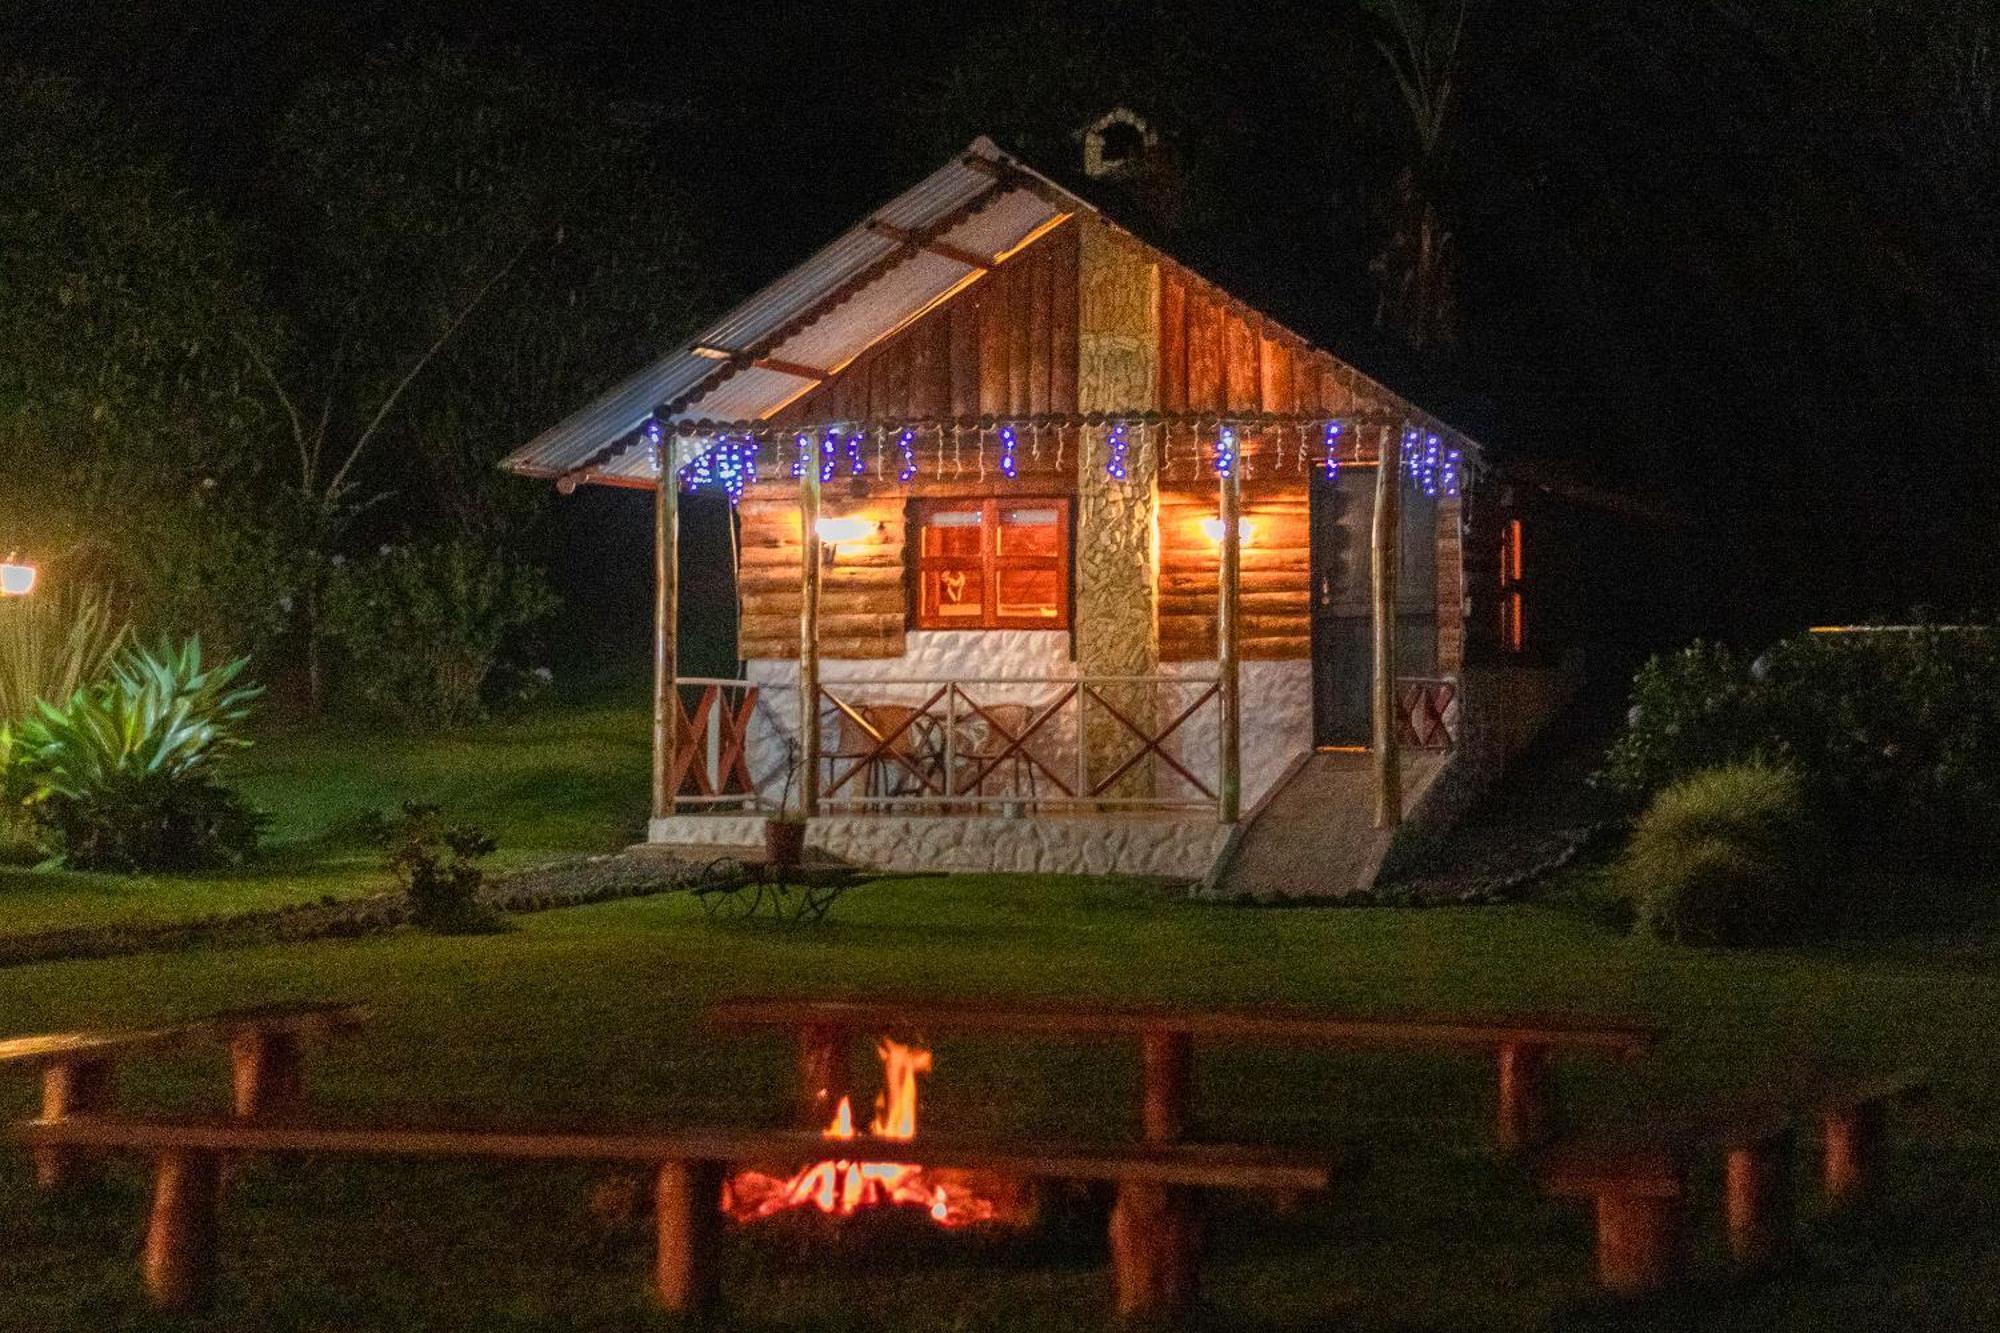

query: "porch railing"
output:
814 675 1222 814
668 678 775 807
1395 676 1461 750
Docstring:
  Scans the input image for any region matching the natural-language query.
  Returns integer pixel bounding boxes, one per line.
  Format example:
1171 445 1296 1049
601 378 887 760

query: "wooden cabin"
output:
506 138 1560 890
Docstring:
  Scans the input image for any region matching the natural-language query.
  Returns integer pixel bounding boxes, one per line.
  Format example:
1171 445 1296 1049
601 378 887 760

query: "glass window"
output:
911 498 1069 629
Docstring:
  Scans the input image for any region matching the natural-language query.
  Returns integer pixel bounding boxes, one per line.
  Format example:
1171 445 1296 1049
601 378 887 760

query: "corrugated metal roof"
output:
504 137 1082 484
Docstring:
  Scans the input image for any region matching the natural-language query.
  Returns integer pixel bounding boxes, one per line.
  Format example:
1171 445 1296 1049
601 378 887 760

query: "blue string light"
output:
1000 425 1018 479
819 429 839 483
897 428 919 483
790 433 809 479
1105 422 1130 481
680 436 760 505
1213 424 1238 479
1322 421 1342 481
846 430 865 477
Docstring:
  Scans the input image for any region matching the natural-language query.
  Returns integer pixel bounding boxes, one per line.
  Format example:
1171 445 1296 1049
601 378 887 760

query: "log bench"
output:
10 1114 1339 1320
1541 1068 1931 1296
708 995 1661 1151
0 1001 367 1190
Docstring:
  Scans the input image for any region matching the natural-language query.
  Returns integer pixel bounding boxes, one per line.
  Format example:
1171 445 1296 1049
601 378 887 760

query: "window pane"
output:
922 509 985 558
998 507 1060 557
996 567 1061 621
921 566 984 621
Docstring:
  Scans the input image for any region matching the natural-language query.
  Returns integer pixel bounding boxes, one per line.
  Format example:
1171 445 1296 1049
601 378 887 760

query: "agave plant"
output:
9 639 265 871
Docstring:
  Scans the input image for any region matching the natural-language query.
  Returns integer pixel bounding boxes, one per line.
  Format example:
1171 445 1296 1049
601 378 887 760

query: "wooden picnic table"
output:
708 995 1661 1151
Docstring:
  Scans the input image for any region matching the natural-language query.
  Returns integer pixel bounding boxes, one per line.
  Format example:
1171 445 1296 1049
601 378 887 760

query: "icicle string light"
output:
1104 422 1130 481
1323 420 1343 481
1213 424 1238 479
680 436 760 504
897 428 919 483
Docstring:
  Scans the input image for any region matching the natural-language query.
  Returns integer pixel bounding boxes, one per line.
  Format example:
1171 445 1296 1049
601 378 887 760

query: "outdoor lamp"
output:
814 516 875 562
0 553 36 597
1199 517 1253 546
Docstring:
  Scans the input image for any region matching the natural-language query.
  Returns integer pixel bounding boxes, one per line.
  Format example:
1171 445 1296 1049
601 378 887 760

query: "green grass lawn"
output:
0 698 652 935
0 870 1995 1331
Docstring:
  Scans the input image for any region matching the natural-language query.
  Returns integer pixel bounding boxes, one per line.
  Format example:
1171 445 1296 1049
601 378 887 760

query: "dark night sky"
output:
13 0 1997 664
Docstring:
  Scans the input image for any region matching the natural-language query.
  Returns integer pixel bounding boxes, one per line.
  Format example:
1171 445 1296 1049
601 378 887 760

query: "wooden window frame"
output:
1498 518 1526 653
911 497 1071 631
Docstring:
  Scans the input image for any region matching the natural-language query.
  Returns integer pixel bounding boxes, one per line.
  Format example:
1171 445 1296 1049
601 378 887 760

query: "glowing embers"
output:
722 1038 1016 1229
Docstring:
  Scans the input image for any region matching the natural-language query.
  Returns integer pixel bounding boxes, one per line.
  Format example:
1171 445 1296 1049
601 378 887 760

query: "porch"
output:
646 673 1461 879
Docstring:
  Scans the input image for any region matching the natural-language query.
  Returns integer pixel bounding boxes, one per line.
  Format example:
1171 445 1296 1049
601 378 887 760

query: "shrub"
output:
1613 761 1823 946
8 638 264 871
374 801 503 933
0 586 130 723
323 539 559 731
1603 626 2000 849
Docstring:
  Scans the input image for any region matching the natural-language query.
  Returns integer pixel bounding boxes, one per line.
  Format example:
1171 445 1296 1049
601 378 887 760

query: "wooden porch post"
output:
1370 426 1403 829
1217 458 1242 824
798 455 822 818
651 441 680 822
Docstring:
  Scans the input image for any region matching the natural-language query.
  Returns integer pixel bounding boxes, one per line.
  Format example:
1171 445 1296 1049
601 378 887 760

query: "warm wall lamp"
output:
814 516 877 563
0 552 36 597
1199 517 1254 546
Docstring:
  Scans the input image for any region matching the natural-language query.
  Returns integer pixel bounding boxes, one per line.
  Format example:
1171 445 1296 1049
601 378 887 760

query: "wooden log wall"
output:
736 496 907 660
1158 482 1312 661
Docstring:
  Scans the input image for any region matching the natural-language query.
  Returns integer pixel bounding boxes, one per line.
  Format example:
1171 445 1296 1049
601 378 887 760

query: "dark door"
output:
1310 468 1439 747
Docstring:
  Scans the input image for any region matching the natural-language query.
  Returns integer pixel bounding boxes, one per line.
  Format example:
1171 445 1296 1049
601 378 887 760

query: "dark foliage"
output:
372 801 504 933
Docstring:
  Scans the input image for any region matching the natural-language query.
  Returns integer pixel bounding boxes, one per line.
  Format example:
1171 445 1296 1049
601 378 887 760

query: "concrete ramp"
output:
1204 750 1447 898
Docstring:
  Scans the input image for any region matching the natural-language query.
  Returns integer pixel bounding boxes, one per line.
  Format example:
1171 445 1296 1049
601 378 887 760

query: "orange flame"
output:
722 1037 1002 1228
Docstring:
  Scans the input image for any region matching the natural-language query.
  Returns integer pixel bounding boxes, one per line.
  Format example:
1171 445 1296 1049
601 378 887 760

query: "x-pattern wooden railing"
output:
670 682 761 800
807 675 1224 812
1085 681 1221 800
1396 677 1459 750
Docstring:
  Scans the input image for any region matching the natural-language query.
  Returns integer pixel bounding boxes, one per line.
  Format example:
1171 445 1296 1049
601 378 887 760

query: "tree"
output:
245 46 707 708
0 67 297 655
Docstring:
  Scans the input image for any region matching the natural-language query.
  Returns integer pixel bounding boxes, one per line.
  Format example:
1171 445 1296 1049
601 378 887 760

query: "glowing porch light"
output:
0 557 36 597
814 516 875 547
1199 517 1253 545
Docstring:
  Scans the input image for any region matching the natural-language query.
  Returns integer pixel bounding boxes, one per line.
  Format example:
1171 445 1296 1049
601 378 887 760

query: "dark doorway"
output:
1309 467 1438 747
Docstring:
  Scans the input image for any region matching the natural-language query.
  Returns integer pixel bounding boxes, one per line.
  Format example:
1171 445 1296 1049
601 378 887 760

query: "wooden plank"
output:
1029 239 1053 415
1186 294 1223 413
950 295 981 418
1048 221 1079 412
1261 334 1293 414
14 1118 1338 1192
706 997 1662 1052
978 273 1007 415
1008 252 1031 414
1225 314 1259 413
1159 275 1187 413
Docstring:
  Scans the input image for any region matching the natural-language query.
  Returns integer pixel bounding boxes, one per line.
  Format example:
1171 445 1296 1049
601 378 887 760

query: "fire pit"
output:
722 1038 1029 1229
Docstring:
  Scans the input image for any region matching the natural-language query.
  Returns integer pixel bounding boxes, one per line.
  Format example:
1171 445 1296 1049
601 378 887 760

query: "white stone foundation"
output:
649 811 1233 880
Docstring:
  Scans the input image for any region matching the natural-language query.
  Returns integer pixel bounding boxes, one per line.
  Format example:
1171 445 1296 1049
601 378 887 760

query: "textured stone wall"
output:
1075 218 1163 797
650 811 1231 879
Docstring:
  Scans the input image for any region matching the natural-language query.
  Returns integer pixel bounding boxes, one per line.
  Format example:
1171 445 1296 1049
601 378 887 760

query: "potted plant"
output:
764 738 807 867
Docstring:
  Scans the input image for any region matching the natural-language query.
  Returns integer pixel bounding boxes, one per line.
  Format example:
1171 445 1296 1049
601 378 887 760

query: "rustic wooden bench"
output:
0 1001 367 1189
1541 1068 1931 1296
708 995 1661 1151
11 1114 1338 1320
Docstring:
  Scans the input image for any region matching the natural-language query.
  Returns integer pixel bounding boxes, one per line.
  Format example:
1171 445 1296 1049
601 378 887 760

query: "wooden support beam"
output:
1109 1181 1202 1320
36 1057 114 1191
798 461 822 818
864 218 993 271
652 458 680 821
1141 1031 1193 1143
1726 1130 1795 1270
1823 1101 1885 1209
1593 1189 1690 1297
1371 422 1403 828
796 1023 851 1128
144 1149 223 1312
229 1030 304 1119
1217 463 1242 825
1496 1041 1555 1154
653 1159 725 1317
753 356 831 382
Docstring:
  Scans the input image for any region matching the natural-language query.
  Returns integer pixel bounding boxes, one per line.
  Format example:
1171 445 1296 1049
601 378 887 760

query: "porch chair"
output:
826 703 945 806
